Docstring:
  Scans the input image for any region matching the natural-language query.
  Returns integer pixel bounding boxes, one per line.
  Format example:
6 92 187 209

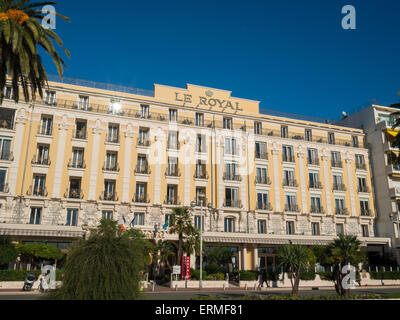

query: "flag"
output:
163 220 168 230
121 224 125 231
122 216 126 225
131 216 136 227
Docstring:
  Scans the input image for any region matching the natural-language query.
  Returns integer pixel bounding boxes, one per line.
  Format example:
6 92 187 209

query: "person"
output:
39 273 50 292
258 268 264 289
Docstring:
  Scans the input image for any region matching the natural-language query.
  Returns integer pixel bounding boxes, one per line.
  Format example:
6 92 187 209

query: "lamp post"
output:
191 197 212 290
389 212 400 238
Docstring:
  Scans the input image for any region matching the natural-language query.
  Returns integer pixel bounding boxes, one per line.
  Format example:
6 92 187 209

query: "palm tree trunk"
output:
177 233 183 267
292 276 300 296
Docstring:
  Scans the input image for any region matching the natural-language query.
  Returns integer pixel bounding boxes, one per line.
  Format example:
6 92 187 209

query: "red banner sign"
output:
181 256 191 280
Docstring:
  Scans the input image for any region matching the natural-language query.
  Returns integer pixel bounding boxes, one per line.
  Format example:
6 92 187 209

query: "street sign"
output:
173 266 181 274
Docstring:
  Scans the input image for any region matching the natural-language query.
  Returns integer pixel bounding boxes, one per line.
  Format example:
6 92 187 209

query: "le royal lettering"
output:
175 92 243 111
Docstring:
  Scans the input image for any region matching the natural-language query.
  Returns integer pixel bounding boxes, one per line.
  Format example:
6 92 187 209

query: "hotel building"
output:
337 104 400 264
0 78 391 270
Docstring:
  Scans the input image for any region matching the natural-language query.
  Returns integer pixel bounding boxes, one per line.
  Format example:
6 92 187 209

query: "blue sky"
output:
41 0 400 120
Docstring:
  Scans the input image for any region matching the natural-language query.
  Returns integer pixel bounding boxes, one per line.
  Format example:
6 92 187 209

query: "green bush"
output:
205 264 221 275
235 270 258 281
318 271 335 281
205 273 225 280
0 269 64 281
299 271 316 281
190 269 207 280
265 271 280 281
370 271 400 280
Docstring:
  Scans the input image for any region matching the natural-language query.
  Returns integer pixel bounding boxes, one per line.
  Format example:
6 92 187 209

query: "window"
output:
305 129 312 142
169 109 177 122
75 120 87 139
224 137 237 155
255 142 267 159
168 131 179 149
136 155 148 173
194 216 204 231
285 193 297 212
4 86 12 99
44 91 56 105
308 148 319 165
102 211 113 220
108 124 119 143
33 175 46 196
165 214 172 224
258 220 267 234
286 221 295 235
104 180 115 200
281 126 288 138
195 160 206 179
311 222 320 236
167 157 178 176
66 209 78 226
68 178 81 199
225 188 239 207
224 218 234 232
336 223 344 235
139 105 150 119
360 200 370 216
361 225 369 237
223 117 233 130
40 116 53 135
0 137 12 161
138 128 150 146
71 149 84 168
195 113 204 127
195 187 206 205
331 151 342 167
309 171 321 189
333 174 344 191
335 198 346 215
283 169 295 187
311 196 322 213
29 208 42 225
105 152 117 171
224 162 238 180
257 191 269 210
328 132 335 144
78 96 89 110
134 213 144 226
358 177 368 192
135 183 146 202
166 185 177 204
0 168 7 192
352 136 359 147
282 145 294 162
355 154 365 169
256 166 268 184
196 134 206 153
36 145 50 165
254 122 262 135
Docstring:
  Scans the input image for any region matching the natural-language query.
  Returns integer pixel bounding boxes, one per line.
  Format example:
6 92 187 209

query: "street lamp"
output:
191 197 212 290
389 212 400 238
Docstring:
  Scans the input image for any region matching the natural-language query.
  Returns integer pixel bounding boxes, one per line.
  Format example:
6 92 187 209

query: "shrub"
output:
205 264 221 275
190 269 207 280
370 271 400 280
318 271 335 281
265 271 280 281
234 270 258 281
205 273 225 280
299 271 316 281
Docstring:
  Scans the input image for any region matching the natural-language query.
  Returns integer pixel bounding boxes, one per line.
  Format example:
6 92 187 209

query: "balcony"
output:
356 163 367 170
103 162 120 172
283 179 298 188
133 194 150 203
165 167 181 177
308 158 320 166
257 202 272 211
0 119 14 130
164 196 180 205
333 183 347 191
335 208 348 215
361 209 372 216
137 137 150 147
107 135 120 144
100 191 118 201
310 206 325 214
32 156 51 166
224 199 242 208
167 141 180 150
358 185 370 193
223 172 242 182
331 160 343 168
194 170 209 179
193 198 209 207
309 181 323 189
282 155 295 163
255 151 268 160
285 204 300 212
74 128 87 140
135 165 151 175
64 188 84 199
43 98 57 106
37 124 52 136
0 183 9 193
389 187 400 198
27 186 48 197
68 159 86 169
0 151 14 161
255 176 271 185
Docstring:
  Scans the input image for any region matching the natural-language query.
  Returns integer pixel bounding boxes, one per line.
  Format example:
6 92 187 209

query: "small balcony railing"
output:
68 159 86 169
308 158 320 166
333 183 347 191
224 199 242 208
0 119 14 130
282 154 295 163
193 198 209 207
167 141 180 150
32 156 51 166
37 124 52 136
335 208 348 215
107 135 120 144
133 194 150 203
103 162 120 172
223 173 242 181
165 167 181 177
135 165 151 175
164 196 180 205
135 112 151 119
309 181 323 189
75 128 87 139
283 179 298 187
358 186 370 193
255 176 271 185
194 171 209 179
0 151 14 161
331 160 343 168
64 188 84 199
137 137 150 147
356 163 366 170
255 151 268 160
257 202 272 211
361 209 371 216
44 98 57 106
0 183 9 193
100 191 118 201
310 206 325 214
27 186 48 197
285 204 300 212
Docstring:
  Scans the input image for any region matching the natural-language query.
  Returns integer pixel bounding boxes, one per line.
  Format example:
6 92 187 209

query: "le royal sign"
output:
174 91 243 112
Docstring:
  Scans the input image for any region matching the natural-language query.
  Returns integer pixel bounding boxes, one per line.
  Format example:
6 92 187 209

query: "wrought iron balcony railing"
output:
107 135 120 144
32 156 51 166
135 165 151 175
308 158 320 166
310 206 325 214
0 151 14 161
361 209 372 216
27 186 48 197
255 176 271 185
358 186 370 193
356 163 366 170
282 154 295 163
333 183 347 191
133 194 150 203
194 171 209 179
103 162 120 172
64 188 84 199
164 196 180 205
257 202 272 211
68 159 86 169
223 173 242 182
285 204 300 212
283 179 298 187
37 124 52 136
100 191 118 201
137 137 150 147
331 160 343 168
335 208 348 215
255 151 268 160
224 199 242 208
309 181 323 189
165 167 181 177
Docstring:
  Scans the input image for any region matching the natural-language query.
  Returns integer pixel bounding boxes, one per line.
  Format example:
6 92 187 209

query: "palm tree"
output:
276 244 311 296
0 0 70 104
168 207 198 265
328 234 365 296
152 240 175 278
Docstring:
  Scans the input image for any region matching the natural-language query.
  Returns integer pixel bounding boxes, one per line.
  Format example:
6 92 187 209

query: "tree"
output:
0 0 70 104
16 242 63 266
203 247 233 274
276 244 312 296
0 237 17 266
152 240 175 279
168 207 199 264
326 234 365 296
48 219 151 300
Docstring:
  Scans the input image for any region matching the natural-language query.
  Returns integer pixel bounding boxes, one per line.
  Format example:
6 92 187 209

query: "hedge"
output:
370 271 400 280
205 273 225 280
232 270 259 281
190 269 207 280
299 271 316 281
0 269 64 281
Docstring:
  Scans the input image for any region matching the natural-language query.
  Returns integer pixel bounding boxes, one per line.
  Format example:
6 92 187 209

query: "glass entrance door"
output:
259 255 276 272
